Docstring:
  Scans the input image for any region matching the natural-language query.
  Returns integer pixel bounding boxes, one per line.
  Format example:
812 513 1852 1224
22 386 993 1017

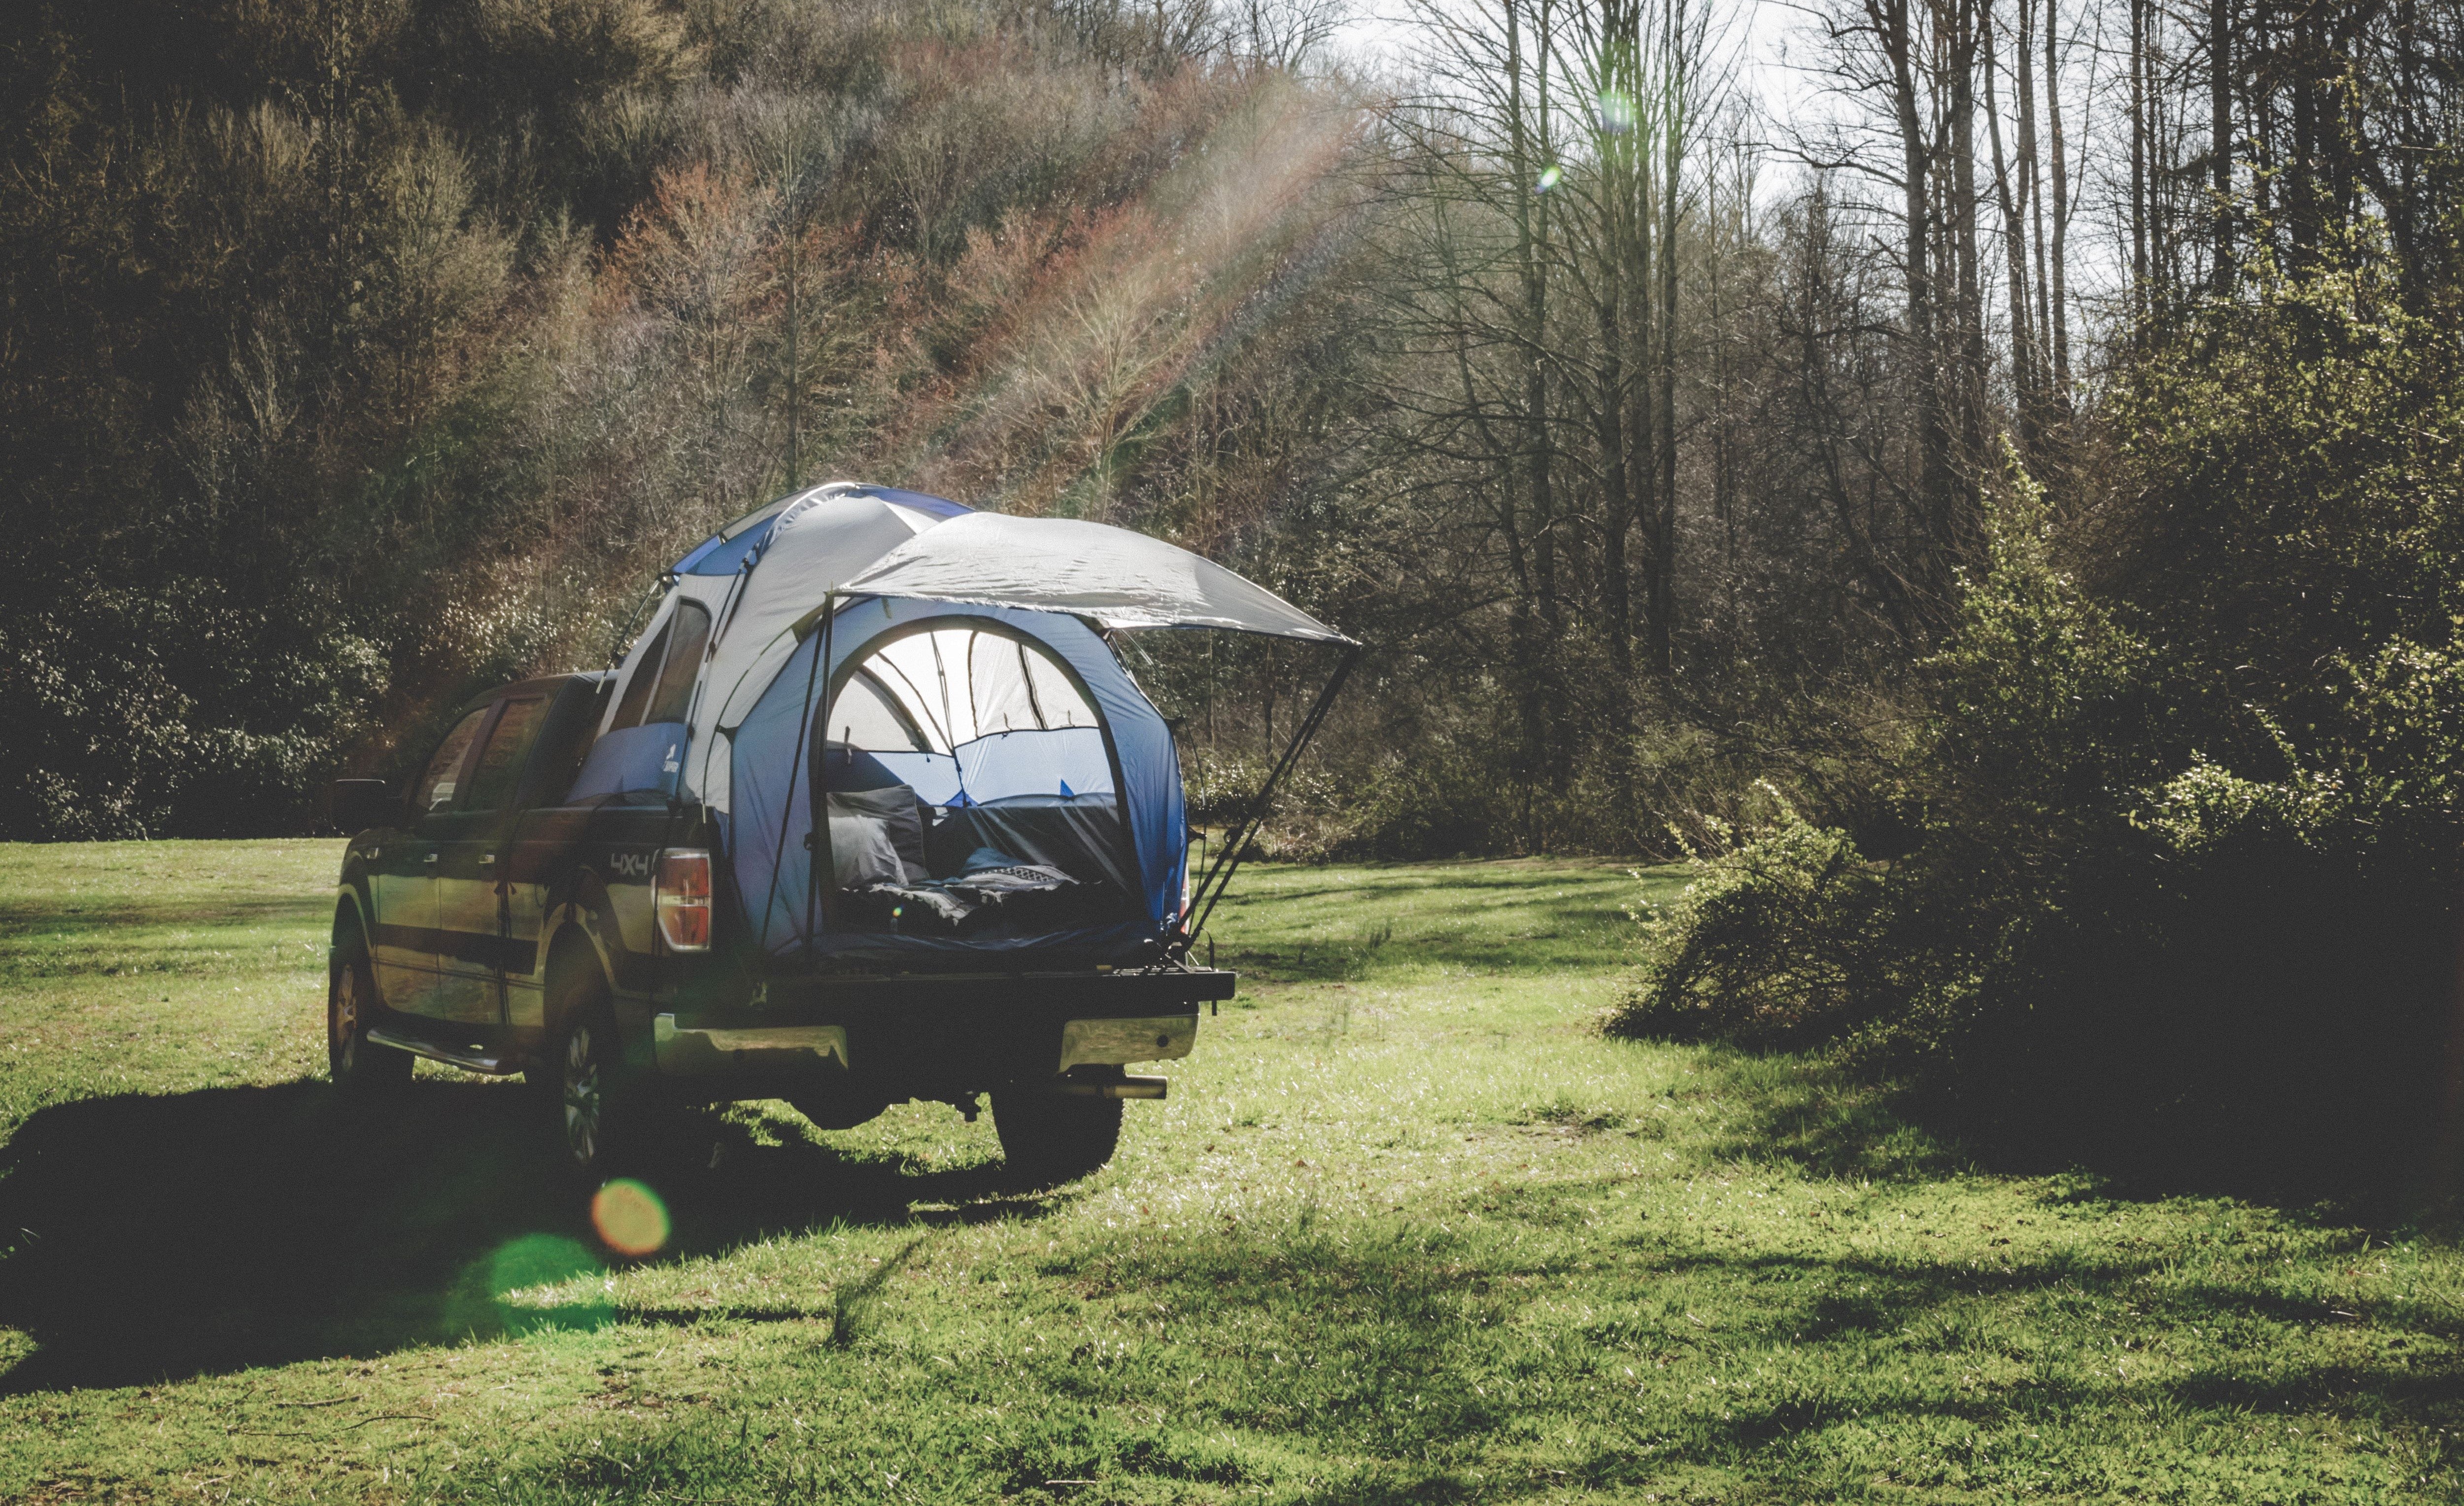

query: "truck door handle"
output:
479 853 496 867
424 852 438 865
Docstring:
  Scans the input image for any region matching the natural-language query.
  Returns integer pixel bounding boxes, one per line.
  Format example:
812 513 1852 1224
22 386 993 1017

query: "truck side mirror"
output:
328 779 398 834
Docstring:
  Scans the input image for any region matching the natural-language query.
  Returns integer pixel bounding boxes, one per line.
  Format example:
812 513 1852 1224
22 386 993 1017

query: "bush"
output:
1608 806 1898 1051
0 584 388 839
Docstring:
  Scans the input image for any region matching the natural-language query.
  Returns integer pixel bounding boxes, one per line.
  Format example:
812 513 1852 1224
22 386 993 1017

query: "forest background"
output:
5 0 2463 1194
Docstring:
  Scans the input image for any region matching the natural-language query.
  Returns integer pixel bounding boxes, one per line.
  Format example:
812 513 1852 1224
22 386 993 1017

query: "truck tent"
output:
585 481 1350 970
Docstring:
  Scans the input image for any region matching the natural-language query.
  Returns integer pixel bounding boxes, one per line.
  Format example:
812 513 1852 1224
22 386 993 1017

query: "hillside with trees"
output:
6 0 2462 1188
0 0 1377 838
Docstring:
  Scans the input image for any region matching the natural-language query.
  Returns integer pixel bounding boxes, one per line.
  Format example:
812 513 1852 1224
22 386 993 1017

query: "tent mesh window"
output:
819 624 1135 938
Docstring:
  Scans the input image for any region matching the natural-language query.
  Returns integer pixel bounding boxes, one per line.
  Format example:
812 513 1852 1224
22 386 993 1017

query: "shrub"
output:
1608 805 1899 1051
0 584 388 840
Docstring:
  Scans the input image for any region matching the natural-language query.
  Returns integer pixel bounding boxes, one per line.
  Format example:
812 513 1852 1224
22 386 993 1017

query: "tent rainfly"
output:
837 513 1349 642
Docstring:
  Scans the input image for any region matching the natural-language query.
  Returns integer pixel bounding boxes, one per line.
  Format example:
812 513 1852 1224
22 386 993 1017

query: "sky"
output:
1324 0 2129 314
1330 0 1829 128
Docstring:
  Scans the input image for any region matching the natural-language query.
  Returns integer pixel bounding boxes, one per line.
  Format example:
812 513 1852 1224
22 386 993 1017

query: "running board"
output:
366 1024 525 1076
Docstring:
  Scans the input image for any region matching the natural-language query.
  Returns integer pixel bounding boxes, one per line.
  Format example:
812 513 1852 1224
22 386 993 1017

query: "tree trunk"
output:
1506 0 1565 793
2211 0 2234 293
1871 0 1948 607
1652 0 1685 681
1951 0 1989 490
2042 0 2072 397
2295 9 2322 256
2130 0 2147 333
2019 0 2053 391
1983 0 2040 448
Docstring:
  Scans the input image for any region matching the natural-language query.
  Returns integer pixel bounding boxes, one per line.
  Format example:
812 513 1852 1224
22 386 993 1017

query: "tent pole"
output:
1182 642 1357 953
806 590 838 966
603 572 669 671
757 589 832 961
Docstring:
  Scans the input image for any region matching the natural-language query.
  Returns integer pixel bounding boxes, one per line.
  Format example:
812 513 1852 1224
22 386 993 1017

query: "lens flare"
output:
483 1233 616 1331
1535 164 1563 194
591 1178 672 1257
487 1233 601 1298
1597 91 1637 135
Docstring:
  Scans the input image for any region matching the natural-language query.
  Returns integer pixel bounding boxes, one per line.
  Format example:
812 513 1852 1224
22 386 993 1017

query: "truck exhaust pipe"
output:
1042 1074 1167 1100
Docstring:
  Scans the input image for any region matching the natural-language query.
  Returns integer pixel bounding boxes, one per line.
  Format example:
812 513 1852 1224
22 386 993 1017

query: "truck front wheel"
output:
329 922 411 1094
991 1087 1123 1185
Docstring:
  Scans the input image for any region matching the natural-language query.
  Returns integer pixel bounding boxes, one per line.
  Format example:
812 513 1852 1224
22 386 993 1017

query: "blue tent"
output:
594 483 1350 971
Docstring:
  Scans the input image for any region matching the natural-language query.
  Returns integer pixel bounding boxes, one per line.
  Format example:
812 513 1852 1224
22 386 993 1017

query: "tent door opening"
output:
810 620 1139 942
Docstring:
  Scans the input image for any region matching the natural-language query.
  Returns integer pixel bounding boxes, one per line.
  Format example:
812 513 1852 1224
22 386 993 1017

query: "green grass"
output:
0 843 2460 1503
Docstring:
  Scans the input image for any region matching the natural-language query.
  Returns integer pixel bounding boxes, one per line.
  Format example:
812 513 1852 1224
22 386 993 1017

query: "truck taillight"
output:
655 849 712 952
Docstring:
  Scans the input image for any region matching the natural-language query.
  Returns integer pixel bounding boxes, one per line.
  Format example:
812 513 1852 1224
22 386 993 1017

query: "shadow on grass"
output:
0 891 334 940
0 1079 1048 1392
1597 1040 1962 1185
1620 1030 2440 1221
250 1166 2458 1502
1020 1205 2462 1492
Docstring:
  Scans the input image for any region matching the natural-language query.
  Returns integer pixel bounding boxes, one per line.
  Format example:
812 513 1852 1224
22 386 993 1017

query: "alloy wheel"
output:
331 962 362 1076
563 1023 604 1167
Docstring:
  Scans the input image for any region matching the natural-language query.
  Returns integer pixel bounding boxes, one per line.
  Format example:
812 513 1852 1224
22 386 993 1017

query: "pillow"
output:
827 810 905 888
826 786 927 884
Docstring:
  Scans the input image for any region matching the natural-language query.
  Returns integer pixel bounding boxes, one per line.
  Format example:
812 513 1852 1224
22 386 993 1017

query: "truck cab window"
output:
412 708 490 815
536 678 615 799
460 697 550 812
609 601 711 733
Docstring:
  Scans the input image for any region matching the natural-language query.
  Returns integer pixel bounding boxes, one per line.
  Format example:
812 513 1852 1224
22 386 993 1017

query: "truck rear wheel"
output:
551 1001 629 1179
991 1087 1123 1185
544 962 657 1181
329 922 411 1094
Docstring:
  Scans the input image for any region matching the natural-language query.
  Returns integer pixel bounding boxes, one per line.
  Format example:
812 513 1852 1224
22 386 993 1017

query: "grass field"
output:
1 842 2460 1503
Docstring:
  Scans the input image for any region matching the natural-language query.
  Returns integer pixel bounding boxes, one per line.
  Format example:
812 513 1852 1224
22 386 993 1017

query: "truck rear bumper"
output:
751 966 1237 1016
652 1017 850 1077
654 966 1235 1099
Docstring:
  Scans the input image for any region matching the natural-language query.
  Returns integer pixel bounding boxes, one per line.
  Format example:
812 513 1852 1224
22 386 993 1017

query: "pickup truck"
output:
323 485 1352 1190
325 668 1235 1185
